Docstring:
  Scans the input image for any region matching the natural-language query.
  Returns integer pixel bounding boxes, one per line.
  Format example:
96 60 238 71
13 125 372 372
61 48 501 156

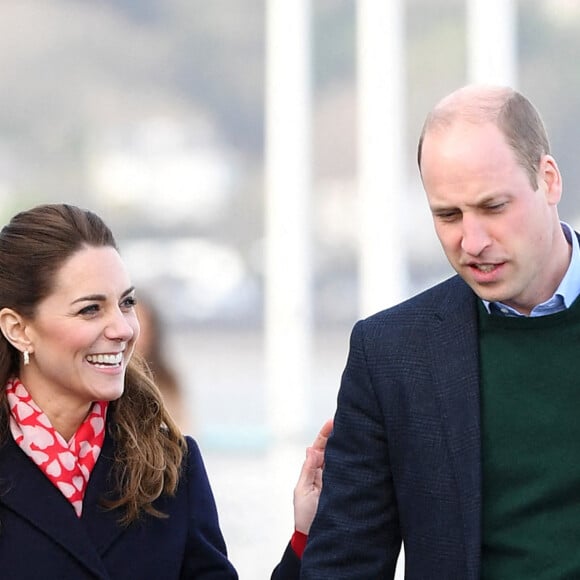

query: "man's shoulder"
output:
362 274 476 327
344 276 478 353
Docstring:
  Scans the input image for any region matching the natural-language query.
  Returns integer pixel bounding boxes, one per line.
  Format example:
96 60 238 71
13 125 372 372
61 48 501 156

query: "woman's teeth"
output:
86 353 123 366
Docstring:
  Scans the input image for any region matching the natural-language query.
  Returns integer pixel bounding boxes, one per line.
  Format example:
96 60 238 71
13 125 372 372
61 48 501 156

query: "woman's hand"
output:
293 418 334 534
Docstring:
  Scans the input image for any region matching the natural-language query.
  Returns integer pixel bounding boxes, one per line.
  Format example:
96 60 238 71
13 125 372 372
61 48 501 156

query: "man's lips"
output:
470 263 499 273
464 261 506 282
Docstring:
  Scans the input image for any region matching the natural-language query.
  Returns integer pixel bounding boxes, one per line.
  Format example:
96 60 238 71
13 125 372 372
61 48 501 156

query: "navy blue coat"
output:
0 429 236 579
301 275 482 579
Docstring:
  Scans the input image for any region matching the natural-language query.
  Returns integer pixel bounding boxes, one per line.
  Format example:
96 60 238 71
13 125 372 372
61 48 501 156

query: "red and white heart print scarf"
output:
6 377 108 517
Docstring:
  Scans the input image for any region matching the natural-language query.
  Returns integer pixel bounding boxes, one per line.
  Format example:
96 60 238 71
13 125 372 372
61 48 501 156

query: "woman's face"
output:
20 245 140 416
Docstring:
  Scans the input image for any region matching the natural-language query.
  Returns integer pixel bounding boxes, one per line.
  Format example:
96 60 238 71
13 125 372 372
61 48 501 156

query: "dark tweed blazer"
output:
301 274 482 579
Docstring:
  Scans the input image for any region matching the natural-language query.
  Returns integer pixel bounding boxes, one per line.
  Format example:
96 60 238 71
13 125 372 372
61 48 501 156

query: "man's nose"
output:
460 214 491 256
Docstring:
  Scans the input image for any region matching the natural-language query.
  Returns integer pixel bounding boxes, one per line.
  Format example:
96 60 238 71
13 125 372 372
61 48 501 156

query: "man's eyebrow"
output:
431 193 509 211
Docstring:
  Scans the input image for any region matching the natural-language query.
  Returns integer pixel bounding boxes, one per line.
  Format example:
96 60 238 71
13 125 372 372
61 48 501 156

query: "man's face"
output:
420 121 565 315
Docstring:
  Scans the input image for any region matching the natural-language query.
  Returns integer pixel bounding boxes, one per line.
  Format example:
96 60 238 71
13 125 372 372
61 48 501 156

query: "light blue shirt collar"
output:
483 221 580 317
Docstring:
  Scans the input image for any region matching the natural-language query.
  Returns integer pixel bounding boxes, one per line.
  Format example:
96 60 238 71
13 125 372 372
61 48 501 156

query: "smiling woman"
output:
10 245 139 441
0 203 328 580
0 204 239 578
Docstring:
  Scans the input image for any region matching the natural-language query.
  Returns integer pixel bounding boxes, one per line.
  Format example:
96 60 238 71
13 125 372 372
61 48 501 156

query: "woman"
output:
0 203 329 579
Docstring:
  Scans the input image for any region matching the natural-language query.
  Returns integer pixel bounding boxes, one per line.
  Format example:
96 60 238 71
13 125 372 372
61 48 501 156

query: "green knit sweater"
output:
479 298 580 579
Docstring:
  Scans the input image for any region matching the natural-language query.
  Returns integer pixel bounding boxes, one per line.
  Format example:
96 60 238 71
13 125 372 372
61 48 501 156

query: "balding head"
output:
417 85 550 189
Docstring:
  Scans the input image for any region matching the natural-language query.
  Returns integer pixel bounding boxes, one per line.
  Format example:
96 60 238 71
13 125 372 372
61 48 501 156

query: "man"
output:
300 85 580 578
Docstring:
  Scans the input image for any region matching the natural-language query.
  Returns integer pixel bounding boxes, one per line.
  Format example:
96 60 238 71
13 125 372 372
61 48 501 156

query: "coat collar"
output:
0 428 124 579
428 276 481 579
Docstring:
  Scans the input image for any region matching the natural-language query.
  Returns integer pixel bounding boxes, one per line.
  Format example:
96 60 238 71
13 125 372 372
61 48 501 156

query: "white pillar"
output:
264 0 311 441
467 0 517 86
357 0 408 318
357 3 407 573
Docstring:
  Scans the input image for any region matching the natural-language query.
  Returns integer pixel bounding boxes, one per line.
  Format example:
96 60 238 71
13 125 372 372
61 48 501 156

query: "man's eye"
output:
436 212 460 222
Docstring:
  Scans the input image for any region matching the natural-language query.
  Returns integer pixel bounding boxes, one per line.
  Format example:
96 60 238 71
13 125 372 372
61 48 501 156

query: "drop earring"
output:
23 350 29 366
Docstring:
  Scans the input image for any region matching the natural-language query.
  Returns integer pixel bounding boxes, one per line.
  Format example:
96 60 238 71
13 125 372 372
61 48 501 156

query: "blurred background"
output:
1 0 579 576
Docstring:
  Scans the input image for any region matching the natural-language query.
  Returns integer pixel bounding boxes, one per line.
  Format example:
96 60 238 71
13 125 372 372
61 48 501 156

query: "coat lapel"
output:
80 430 127 554
428 277 481 579
0 430 123 579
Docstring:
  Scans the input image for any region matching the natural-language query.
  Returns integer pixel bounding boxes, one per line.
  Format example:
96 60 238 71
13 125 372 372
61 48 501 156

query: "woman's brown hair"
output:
0 203 186 524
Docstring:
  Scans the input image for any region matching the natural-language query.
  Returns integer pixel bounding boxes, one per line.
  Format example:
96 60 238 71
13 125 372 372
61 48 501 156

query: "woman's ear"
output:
0 308 32 354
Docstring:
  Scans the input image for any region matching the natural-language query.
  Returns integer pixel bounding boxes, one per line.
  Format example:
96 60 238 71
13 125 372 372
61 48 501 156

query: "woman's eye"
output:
122 296 137 309
79 304 100 316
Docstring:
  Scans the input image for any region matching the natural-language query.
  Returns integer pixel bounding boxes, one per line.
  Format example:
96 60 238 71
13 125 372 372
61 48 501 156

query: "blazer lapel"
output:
0 433 119 579
428 277 481 580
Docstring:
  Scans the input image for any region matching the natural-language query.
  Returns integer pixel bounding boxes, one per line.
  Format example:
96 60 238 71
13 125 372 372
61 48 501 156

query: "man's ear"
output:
539 154 563 205
0 308 33 354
